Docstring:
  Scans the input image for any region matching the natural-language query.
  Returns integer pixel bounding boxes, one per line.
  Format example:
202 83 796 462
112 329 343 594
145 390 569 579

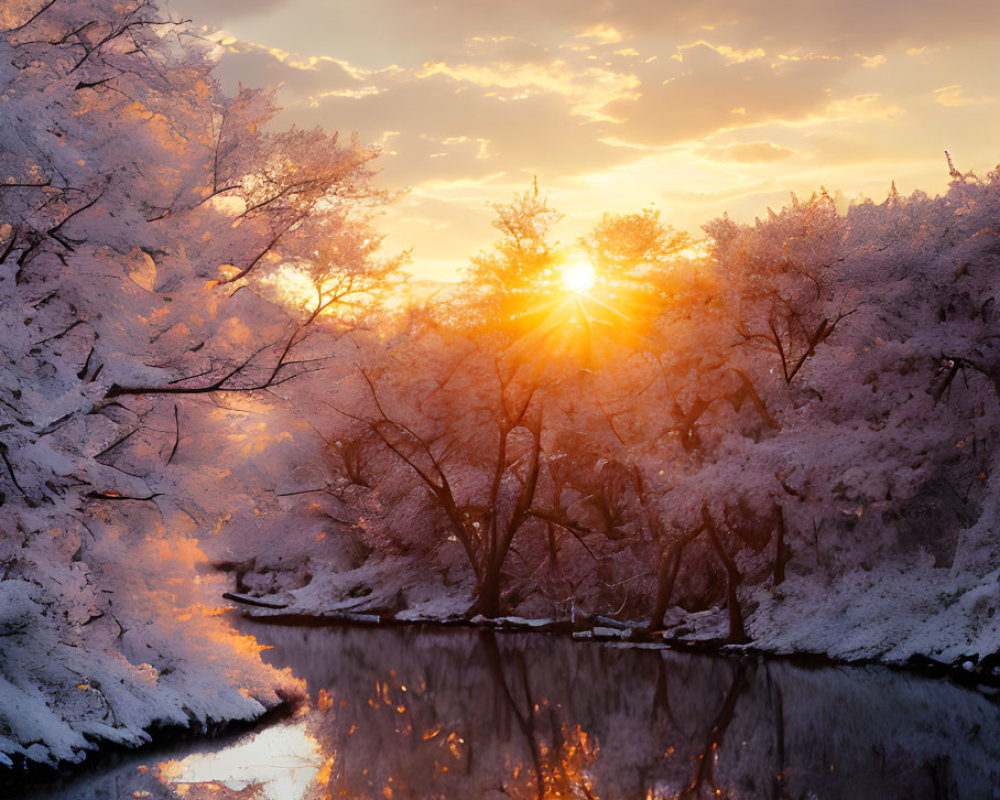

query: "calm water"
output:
13 619 1000 799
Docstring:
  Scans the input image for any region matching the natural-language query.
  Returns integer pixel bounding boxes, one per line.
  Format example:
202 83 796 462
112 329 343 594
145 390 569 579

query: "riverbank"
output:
225 557 1000 691
0 592 306 789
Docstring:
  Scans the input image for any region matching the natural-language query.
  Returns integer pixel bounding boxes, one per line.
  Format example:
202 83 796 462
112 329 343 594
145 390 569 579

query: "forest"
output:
3 0 1000 778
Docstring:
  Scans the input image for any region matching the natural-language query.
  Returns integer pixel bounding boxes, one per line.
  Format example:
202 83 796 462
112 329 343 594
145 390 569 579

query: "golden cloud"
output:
576 25 625 45
708 141 794 163
439 136 493 159
933 85 996 107
209 33 400 82
312 86 385 102
819 93 905 122
858 54 887 67
416 60 640 121
673 40 767 64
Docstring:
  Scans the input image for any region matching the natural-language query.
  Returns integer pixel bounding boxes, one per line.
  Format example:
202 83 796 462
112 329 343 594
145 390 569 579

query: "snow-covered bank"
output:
0 592 304 776
748 514 1000 671
225 537 1000 685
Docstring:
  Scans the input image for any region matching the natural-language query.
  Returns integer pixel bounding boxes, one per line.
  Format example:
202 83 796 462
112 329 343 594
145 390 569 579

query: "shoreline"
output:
230 597 1000 691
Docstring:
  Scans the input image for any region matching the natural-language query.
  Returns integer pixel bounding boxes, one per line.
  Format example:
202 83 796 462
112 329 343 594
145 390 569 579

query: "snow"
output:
748 499 1000 666
0 563 305 769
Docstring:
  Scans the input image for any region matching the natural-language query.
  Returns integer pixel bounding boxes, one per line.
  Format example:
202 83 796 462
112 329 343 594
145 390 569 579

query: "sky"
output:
165 0 1000 282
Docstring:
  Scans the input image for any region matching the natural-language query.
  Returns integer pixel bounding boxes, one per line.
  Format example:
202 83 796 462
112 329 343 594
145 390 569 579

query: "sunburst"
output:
560 259 597 294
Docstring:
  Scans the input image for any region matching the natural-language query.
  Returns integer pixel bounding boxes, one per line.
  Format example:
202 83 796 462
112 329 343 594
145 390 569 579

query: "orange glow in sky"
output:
167 0 1000 282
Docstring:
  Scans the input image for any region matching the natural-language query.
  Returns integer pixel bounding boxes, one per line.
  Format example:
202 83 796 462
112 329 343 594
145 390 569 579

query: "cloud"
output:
673 40 767 65
858 54 887 68
707 141 793 163
603 43 846 146
584 0 1000 54
818 93 905 123
416 58 640 121
278 71 628 189
576 25 625 45
464 36 552 65
206 45 366 97
206 32 639 188
933 85 996 108
177 0 1000 70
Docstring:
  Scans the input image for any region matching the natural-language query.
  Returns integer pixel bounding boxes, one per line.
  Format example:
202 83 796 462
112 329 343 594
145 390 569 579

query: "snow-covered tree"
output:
459 179 563 336
580 207 690 278
330 327 602 619
0 0 398 772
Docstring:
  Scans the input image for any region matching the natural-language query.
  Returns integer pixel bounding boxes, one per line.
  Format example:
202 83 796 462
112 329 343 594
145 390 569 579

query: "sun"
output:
561 259 596 294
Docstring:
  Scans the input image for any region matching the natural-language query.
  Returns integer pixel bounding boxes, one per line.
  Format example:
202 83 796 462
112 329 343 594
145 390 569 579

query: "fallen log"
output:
222 592 289 609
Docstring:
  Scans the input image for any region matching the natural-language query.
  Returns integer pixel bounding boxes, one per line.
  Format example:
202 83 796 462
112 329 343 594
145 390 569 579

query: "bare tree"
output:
338 335 590 618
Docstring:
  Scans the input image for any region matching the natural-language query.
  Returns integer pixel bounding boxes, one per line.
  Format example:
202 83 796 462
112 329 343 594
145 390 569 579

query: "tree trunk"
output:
702 508 749 644
774 505 786 585
649 526 704 630
475 560 503 618
649 540 686 630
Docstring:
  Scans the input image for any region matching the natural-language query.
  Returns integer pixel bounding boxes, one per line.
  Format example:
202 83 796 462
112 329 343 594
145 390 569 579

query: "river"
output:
13 618 1000 799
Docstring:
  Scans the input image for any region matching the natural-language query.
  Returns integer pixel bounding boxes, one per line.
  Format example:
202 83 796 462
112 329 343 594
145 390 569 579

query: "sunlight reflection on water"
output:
157 720 323 800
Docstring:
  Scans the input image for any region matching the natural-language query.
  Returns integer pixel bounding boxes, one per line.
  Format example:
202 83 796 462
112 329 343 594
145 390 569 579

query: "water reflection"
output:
235 621 1000 800
10 721 322 800
157 720 322 799
14 622 1000 799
